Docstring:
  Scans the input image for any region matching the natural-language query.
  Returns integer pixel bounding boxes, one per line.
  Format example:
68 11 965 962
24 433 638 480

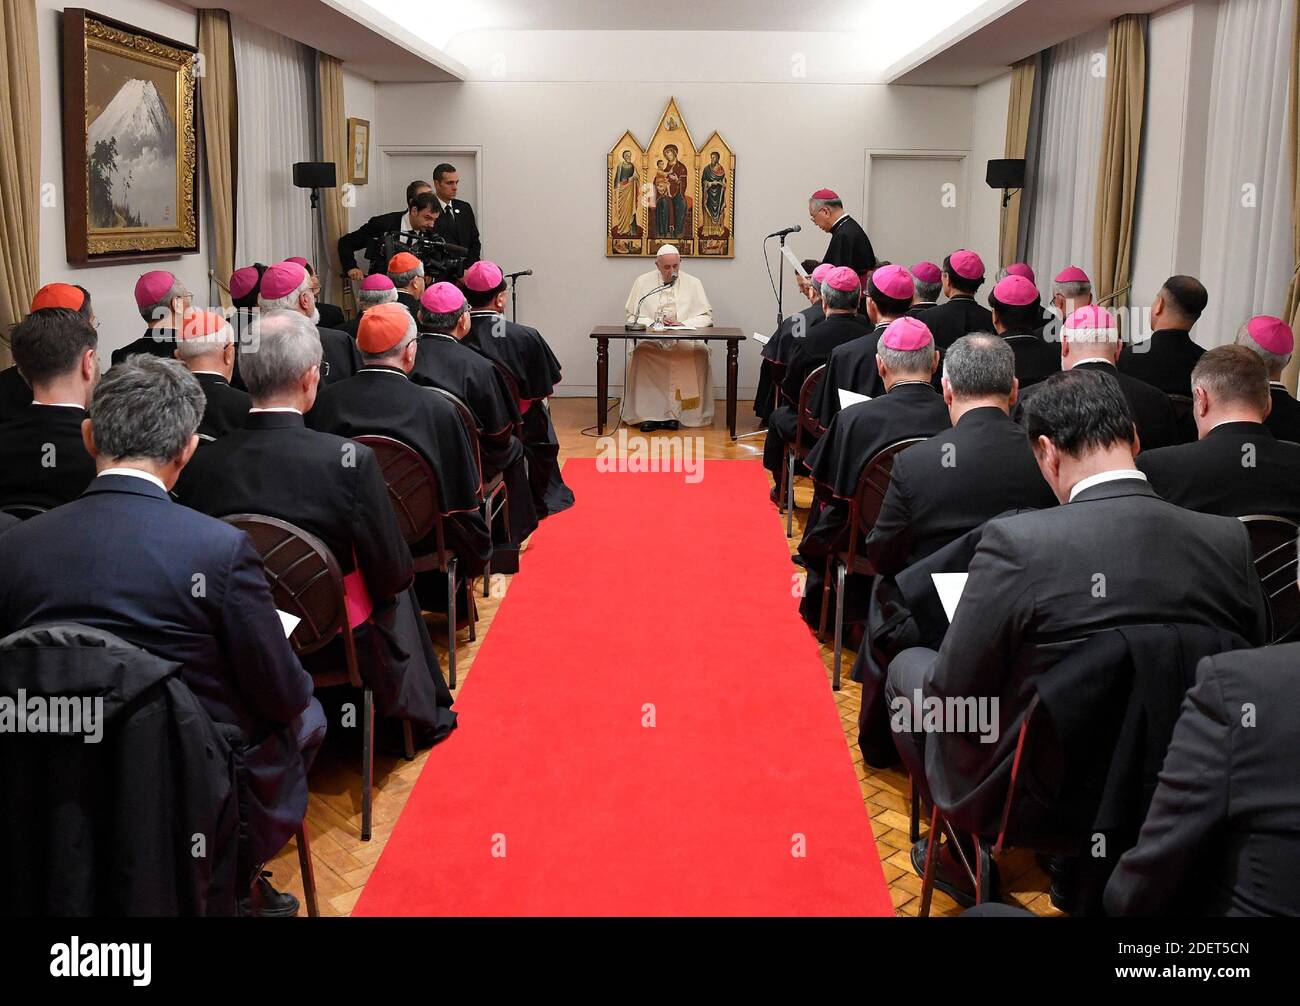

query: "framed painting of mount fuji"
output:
60 9 199 264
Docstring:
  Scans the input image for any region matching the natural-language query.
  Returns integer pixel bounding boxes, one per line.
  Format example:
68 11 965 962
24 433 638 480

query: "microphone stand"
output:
624 278 675 332
504 270 531 322
777 230 789 328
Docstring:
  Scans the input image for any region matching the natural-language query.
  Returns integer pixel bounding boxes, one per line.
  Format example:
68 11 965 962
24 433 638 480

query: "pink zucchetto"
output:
992 275 1039 307
810 263 836 286
421 281 466 314
229 267 260 302
911 261 941 285
360 274 396 293
285 256 310 269
1006 263 1036 283
463 261 506 293
811 188 838 201
881 316 933 351
259 262 308 301
947 249 984 281
134 270 176 308
1245 315 1294 356
1054 265 1090 285
824 266 860 293
1063 305 1119 341
871 264 915 301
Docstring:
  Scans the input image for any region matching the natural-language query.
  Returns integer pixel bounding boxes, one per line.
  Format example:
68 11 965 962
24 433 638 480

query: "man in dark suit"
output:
432 163 481 269
1104 635 1300 916
988 274 1058 388
1118 274 1209 394
1137 345 1300 522
887 369 1267 903
0 308 98 509
339 180 436 279
414 282 539 568
907 261 942 318
308 302 491 608
0 355 320 916
172 309 249 441
762 266 874 482
463 260 575 517
175 311 456 744
111 271 192 366
808 264 916 432
257 261 359 385
809 188 875 272
0 283 96 423
913 250 993 350
1050 305 1179 449
797 317 950 628
387 252 427 321
865 333 1056 577
1235 313 1300 443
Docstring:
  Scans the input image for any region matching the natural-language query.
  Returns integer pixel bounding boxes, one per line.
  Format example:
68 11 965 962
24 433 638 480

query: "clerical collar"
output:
98 467 167 491
886 380 933 392
912 302 936 309
1068 468 1148 502
249 406 303 415
1271 381 1288 390
469 310 501 318
1074 357 1115 368
31 399 85 409
421 331 459 343
359 366 408 377
192 370 228 379
831 214 851 230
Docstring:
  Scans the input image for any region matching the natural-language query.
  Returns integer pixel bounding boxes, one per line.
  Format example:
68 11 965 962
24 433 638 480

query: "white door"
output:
863 152 968 271
381 149 479 220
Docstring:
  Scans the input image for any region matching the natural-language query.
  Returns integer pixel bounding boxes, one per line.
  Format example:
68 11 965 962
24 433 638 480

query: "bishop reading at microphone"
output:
622 244 714 431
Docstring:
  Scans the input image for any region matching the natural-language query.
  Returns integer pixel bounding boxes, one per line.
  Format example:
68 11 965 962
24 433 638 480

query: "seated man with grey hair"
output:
257 260 359 384
173 309 250 440
0 354 321 916
1049 266 1093 326
1235 314 1300 443
176 310 457 746
337 273 400 341
111 270 192 365
388 252 427 322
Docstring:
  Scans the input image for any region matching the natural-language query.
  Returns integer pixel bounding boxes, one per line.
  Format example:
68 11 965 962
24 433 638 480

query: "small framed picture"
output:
347 117 370 185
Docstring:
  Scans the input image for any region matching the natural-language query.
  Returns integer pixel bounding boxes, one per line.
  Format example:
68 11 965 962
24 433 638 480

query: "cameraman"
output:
339 181 439 280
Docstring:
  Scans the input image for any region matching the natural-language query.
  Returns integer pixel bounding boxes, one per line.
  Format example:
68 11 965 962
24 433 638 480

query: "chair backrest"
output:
424 385 487 498
794 364 827 452
488 359 527 430
845 437 930 568
1167 392 1194 423
220 514 360 685
1239 514 1300 643
0 503 48 521
352 434 446 553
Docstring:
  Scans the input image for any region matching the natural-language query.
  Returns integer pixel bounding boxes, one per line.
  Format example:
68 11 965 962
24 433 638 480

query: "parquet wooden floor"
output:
267 397 1059 918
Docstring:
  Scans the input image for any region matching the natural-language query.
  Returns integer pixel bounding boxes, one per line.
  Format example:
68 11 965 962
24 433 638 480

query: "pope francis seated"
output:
622 244 714 430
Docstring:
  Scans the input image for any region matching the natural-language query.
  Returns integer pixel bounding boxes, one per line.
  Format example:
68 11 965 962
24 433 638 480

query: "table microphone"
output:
625 273 678 332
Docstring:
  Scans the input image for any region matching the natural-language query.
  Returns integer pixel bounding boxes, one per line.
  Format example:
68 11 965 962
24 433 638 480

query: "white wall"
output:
36 0 211 362
969 70 1011 281
374 81 979 395
342 68 381 225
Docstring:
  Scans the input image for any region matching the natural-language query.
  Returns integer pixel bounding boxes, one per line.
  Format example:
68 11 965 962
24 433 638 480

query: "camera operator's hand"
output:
347 268 364 282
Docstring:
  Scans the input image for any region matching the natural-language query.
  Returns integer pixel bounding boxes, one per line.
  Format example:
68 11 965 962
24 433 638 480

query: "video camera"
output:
369 229 467 283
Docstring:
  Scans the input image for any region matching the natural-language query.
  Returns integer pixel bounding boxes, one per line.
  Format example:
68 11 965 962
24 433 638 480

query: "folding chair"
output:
1239 514 1300 643
778 364 826 538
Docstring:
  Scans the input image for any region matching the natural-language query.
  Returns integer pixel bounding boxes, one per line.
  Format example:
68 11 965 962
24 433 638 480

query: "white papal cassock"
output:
622 270 715 426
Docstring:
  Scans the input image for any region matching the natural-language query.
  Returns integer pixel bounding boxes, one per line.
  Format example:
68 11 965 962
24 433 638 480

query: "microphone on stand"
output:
504 269 533 280
766 225 802 239
504 269 532 322
625 273 678 332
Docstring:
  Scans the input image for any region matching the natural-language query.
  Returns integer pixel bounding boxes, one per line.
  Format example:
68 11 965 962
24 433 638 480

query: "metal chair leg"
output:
468 583 478 642
296 824 319 917
817 555 833 641
482 501 493 600
974 837 994 905
447 557 458 690
361 687 374 841
785 449 795 537
909 777 921 844
402 719 415 761
919 803 941 917
832 561 846 690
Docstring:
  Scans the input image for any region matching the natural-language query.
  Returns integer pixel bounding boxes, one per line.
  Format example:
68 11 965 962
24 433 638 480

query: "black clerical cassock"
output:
465 310 576 517
1268 382 1300 443
0 366 31 424
808 320 889 433
754 303 825 422
111 328 179 366
0 403 96 509
192 372 251 440
174 411 456 743
821 214 876 273
915 297 993 351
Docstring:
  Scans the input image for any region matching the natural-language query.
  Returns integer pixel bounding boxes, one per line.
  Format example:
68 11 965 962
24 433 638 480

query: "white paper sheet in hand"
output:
752 331 771 346
277 610 302 638
931 573 969 622
838 388 872 410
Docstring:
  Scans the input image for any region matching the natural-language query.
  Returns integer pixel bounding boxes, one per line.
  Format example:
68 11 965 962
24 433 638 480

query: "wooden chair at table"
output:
425 386 511 602
353 434 476 689
778 364 827 538
220 514 410 848
1239 514 1300 643
817 436 930 690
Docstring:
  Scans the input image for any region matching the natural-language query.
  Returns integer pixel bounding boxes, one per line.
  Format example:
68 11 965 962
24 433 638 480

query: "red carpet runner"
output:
354 458 892 915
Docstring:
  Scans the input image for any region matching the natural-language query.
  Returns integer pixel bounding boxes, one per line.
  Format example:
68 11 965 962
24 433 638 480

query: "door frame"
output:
378 144 485 227
862 148 972 258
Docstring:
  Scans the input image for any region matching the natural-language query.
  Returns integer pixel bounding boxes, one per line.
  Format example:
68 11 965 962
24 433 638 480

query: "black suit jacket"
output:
1267 383 1300 443
0 404 96 508
0 366 31 423
111 328 179 366
318 325 361 385
1104 642 1300 916
865 407 1056 575
921 477 1268 832
1001 328 1059 388
808 321 889 431
1136 421 1300 522
338 209 407 274
1074 360 1180 449
0 473 314 860
915 297 993 350
174 411 412 602
193 373 251 441
1118 328 1206 395
821 215 875 272
434 198 481 266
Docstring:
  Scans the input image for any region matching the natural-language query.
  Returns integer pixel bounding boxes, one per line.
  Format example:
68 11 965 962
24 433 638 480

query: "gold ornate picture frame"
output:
348 117 370 185
61 9 199 264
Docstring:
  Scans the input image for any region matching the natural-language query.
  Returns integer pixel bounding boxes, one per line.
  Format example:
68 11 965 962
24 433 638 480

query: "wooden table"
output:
590 326 747 439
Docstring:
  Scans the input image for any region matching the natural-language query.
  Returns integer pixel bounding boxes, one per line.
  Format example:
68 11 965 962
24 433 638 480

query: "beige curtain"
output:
199 10 237 309
1093 14 1147 310
1283 1 1300 393
999 57 1036 268
0 0 40 364
317 53 349 305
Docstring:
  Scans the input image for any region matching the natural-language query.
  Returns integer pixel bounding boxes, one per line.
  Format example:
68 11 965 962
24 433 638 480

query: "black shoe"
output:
791 555 807 568
639 421 658 433
662 420 680 431
250 871 300 918
909 837 999 910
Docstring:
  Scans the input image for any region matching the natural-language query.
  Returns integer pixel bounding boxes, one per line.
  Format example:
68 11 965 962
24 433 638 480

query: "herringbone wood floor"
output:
267 397 1059 917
